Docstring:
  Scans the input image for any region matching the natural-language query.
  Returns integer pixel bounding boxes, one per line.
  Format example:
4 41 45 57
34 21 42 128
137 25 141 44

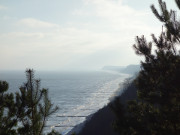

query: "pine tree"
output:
112 0 180 134
16 69 59 135
0 81 18 135
0 69 60 135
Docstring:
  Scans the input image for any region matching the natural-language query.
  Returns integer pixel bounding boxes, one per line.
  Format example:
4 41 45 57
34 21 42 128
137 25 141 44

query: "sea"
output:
0 70 129 135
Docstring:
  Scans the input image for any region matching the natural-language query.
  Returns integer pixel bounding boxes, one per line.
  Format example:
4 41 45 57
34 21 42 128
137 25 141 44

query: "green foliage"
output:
0 69 59 135
112 0 180 134
16 69 59 135
0 81 18 135
151 0 180 43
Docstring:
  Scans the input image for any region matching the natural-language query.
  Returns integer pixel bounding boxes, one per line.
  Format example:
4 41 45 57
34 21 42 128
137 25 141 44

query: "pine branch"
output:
175 0 180 10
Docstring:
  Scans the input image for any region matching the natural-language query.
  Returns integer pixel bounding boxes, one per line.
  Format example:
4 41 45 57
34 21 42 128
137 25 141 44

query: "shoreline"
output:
65 113 94 135
65 73 130 135
65 88 124 135
66 76 136 135
66 102 119 135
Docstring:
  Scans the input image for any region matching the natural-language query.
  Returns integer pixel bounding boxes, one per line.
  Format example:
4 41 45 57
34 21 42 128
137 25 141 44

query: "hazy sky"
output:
0 0 177 71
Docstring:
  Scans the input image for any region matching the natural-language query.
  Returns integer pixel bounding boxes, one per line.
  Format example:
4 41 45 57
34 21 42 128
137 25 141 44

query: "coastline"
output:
66 76 137 135
65 73 130 135
65 113 94 135
66 103 118 135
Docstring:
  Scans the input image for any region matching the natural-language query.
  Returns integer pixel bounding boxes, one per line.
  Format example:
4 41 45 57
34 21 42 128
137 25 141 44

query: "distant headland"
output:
102 64 140 75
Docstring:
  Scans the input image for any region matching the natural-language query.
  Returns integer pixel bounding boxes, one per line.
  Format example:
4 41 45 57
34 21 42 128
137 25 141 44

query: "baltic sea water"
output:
0 70 128 134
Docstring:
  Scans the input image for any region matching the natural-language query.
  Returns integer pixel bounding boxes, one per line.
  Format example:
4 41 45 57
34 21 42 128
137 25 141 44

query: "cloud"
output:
0 23 141 71
72 9 91 16
80 0 159 33
71 0 161 46
0 0 162 70
0 27 124 53
0 5 7 10
18 18 59 28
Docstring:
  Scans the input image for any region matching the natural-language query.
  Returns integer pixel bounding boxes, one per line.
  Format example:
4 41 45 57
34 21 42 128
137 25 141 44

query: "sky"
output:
0 0 177 71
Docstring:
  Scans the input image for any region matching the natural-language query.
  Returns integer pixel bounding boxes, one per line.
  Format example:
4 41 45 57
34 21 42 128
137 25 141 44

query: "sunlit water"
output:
0 70 128 135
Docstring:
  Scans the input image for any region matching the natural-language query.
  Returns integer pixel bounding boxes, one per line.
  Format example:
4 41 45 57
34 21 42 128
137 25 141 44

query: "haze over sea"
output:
0 70 128 135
